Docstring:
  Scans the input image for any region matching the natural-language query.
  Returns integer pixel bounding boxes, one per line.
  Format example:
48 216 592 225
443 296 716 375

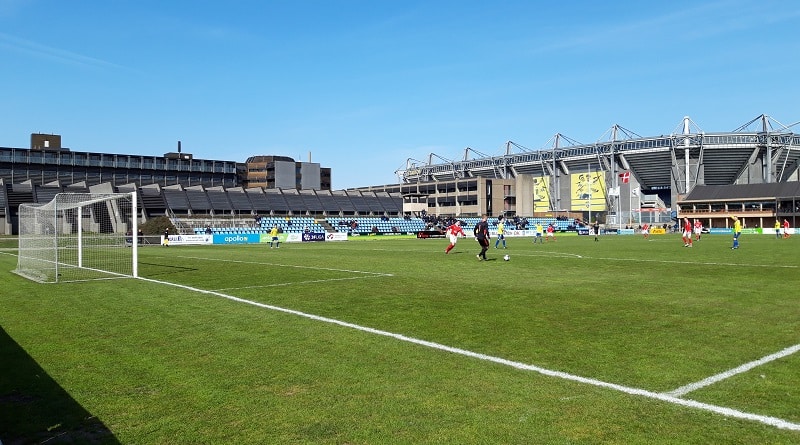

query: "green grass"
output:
1 232 799 444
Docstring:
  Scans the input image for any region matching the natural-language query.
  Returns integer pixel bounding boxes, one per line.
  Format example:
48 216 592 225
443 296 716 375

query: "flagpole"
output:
615 166 620 232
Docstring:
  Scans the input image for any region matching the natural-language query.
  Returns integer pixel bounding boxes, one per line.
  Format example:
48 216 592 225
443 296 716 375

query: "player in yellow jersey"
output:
534 222 544 244
494 215 507 249
731 216 741 250
269 225 280 248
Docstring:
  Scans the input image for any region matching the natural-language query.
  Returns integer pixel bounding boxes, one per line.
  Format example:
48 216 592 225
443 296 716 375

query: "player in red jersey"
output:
546 223 556 242
693 219 703 241
641 223 650 239
445 220 466 254
783 219 791 239
681 217 693 247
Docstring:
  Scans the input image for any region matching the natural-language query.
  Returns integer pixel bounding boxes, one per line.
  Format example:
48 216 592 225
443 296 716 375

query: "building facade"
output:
1 139 239 189
1 135 331 191
243 155 331 191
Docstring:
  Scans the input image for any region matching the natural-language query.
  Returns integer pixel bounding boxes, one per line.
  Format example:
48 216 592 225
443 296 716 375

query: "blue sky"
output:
2 0 799 189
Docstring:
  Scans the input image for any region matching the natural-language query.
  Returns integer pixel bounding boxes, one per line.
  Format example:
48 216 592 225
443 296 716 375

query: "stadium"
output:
3 115 800 443
2 114 800 236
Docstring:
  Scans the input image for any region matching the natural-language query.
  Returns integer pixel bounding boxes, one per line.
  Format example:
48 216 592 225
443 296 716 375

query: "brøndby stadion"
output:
2 114 800 236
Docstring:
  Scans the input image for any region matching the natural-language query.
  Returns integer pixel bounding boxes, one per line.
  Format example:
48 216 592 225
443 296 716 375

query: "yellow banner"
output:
570 172 606 211
532 176 551 212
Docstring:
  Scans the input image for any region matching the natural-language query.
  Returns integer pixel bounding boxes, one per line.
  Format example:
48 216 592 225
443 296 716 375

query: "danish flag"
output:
619 171 630 184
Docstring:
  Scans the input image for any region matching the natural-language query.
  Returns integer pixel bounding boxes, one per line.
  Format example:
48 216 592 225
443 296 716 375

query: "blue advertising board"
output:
213 233 261 244
708 228 732 235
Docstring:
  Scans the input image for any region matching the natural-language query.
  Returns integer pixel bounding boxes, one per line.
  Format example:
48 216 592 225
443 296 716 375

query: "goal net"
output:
14 192 138 283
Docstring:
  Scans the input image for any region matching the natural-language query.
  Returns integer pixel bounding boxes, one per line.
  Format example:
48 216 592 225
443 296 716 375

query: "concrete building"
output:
242 155 330 190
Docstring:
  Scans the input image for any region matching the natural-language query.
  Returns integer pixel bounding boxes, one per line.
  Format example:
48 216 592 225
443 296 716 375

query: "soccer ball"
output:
503 254 510 261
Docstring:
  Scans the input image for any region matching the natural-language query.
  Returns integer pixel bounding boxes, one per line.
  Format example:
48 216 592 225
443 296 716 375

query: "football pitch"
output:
1 233 799 444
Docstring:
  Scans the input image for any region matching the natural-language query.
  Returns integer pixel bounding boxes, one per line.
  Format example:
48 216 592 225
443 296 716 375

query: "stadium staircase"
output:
317 219 336 233
169 210 194 235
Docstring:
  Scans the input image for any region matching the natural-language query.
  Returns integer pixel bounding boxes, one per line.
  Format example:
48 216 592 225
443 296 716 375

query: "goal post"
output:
14 191 138 283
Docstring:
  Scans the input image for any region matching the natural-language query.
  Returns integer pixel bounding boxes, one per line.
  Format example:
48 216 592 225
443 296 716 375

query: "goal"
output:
14 192 138 283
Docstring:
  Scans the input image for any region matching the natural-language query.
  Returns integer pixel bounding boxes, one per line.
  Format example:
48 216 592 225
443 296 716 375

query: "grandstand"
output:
4 114 800 235
0 178 408 235
216 216 427 236
379 114 800 225
0 176 575 236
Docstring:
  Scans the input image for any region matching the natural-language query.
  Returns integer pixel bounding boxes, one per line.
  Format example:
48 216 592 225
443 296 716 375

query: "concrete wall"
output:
299 163 321 189
274 161 296 189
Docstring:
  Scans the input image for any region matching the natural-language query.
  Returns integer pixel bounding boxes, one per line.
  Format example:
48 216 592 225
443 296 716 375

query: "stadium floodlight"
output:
14 192 138 283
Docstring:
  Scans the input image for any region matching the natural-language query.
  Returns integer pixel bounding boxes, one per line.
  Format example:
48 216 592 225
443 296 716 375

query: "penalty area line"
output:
137 276 800 432
665 343 800 397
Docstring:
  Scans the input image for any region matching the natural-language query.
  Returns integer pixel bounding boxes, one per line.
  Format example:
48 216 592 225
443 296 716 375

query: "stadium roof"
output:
396 114 800 193
682 182 800 202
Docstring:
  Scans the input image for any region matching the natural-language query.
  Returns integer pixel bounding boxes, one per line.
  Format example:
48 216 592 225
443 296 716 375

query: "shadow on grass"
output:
138 261 198 277
0 327 119 445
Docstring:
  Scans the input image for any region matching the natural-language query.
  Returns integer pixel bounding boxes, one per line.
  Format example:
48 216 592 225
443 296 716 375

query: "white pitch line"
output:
581 255 797 269
138 276 800 432
339 246 793 268
171 255 393 276
499 251 584 259
666 344 800 397
214 275 386 291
